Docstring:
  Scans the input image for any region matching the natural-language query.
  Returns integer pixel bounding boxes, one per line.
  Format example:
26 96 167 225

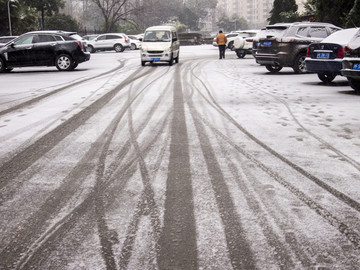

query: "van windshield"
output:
143 30 171 42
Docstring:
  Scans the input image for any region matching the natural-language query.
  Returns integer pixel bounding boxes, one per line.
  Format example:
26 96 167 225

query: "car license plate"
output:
263 41 271 46
317 52 330 59
151 58 160 61
353 63 360 70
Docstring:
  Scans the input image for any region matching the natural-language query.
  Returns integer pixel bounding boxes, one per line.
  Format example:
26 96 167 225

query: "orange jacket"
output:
216 33 227 45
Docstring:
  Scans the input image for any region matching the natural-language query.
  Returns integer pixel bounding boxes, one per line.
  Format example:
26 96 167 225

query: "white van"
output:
140 26 180 66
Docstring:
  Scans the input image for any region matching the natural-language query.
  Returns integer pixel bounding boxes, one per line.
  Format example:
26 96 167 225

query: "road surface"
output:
0 46 360 269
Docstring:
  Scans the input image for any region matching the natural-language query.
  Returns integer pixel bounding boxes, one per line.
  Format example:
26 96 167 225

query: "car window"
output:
107 35 122 40
329 27 341 34
227 34 238 38
97 35 106 41
36 35 56 43
54 35 64 41
309 27 328 38
13 35 34 45
265 27 288 38
296 27 309 37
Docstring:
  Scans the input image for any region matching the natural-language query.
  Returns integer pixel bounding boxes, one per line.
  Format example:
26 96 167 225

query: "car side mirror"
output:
139 38 142 41
9 43 15 48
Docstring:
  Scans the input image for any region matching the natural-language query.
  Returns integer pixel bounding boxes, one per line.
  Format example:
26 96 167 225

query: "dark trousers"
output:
218 45 226 59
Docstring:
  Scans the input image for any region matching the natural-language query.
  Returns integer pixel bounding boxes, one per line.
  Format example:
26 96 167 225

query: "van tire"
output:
175 54 179 63
169 53 173 66
141 61 146 66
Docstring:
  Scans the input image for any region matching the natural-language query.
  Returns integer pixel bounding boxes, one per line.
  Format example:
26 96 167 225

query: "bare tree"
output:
91 0 141 32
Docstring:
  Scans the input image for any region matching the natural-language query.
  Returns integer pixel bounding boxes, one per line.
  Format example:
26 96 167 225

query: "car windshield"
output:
143 30 171 42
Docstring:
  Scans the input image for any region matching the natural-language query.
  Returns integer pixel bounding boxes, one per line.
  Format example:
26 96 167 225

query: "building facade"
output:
216 0 305 29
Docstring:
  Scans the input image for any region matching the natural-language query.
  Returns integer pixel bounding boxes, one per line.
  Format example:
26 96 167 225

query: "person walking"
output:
216 30 227 59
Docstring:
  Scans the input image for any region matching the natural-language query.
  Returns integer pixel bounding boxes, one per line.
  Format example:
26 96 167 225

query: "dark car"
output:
342 57 360 93
0 31 90 72
306 28 360 83
255 22 341 73
0 36 18 47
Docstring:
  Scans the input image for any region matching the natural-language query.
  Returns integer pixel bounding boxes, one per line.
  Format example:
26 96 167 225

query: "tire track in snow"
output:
0 60 126 117
157 64 198 270
190 62 360 216
0 67 151 193
187 62 360 249
0 67 171 269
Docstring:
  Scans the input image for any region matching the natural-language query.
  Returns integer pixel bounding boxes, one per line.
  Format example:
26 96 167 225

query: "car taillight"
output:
124 35 128 42
336 46 347 58
246 38 253 42
76 41 83 51
306 47 311 57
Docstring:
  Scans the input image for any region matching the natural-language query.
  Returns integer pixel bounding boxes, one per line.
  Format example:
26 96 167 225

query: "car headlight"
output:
164 47 171 53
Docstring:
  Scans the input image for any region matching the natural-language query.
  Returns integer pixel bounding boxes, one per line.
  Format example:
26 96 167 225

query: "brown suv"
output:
255 22 341 73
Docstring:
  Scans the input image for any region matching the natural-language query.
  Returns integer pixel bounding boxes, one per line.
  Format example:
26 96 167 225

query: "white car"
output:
231 30 260 58
86 33 131 53
212 32 242 48
128 35 142 50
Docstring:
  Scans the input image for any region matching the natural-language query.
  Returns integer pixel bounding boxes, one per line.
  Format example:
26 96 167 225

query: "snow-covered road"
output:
0 45 360 269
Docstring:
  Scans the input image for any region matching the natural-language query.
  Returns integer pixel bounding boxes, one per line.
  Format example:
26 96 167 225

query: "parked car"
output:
128 35 142 50
212 32 238 48
0 36 18 47
342 57 360 93
341 31 360 93
255 22 341 73
0 31 90 72
305 28 360 83
231 30 260 58
86 33 131 53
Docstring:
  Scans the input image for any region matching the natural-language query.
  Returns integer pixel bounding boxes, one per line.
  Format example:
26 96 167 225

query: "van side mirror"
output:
172 37 177 42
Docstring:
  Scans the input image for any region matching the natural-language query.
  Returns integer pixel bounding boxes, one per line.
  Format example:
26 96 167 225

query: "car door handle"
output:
50 43 56 46
26 46 32 49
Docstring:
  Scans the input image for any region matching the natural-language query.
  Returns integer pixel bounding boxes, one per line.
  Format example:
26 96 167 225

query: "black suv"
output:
0 31 90 72
255 22 341 73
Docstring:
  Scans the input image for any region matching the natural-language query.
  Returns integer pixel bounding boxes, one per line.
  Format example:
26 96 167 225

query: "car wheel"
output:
169 53 173 66
55 54 74 71
130 43 136 50
88 45 96 53
265 64 282 73
141 61 146 66
317 72 336 83
293 53 307 74
0 58 5 72
114 44 124 52
236 50 246 58
348 78 360 93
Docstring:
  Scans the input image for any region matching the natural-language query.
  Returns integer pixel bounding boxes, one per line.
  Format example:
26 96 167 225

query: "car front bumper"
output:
141 51 173 62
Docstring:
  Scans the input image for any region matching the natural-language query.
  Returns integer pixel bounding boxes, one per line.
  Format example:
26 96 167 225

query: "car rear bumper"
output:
305 58 342 74
74 52 90 63
341 69 360 79
255 53 287 66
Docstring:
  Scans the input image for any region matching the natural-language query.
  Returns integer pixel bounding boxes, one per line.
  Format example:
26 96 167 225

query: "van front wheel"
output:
169 53 173 66
175 54 179 63
141 61 146 66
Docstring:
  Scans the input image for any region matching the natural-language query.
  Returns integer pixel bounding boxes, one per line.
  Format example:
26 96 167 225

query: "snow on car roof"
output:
321 28 360 47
